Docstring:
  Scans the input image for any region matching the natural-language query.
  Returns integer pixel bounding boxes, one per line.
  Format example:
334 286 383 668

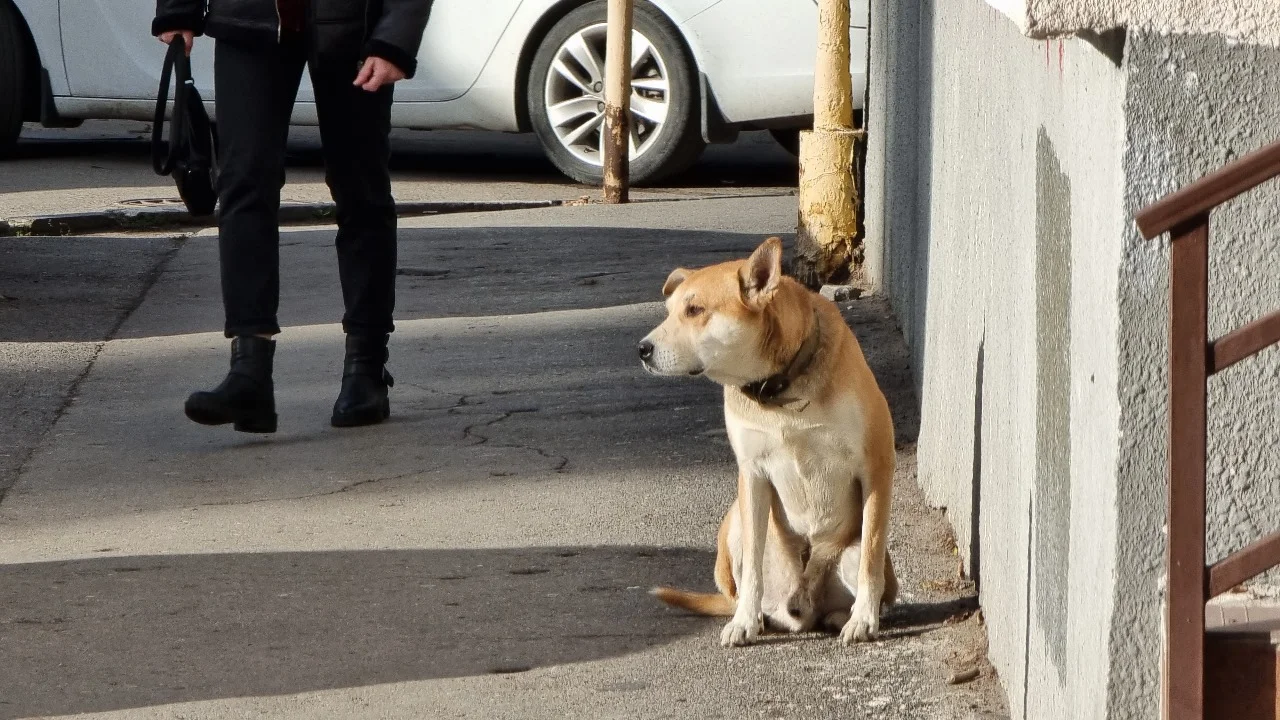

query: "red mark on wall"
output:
1058 39 1064 76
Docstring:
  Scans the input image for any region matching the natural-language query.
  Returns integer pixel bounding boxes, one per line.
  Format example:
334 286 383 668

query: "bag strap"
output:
152 38 192 176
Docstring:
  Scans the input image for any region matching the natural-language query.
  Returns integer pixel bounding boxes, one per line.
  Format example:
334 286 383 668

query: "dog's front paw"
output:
839 599 880 644
720 615 762 647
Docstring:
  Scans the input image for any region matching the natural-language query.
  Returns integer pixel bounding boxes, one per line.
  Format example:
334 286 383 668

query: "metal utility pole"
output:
794 0 860 287
602 0 634 203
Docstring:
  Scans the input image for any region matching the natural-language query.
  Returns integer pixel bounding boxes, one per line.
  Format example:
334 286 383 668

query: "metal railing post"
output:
1164 216 1210 720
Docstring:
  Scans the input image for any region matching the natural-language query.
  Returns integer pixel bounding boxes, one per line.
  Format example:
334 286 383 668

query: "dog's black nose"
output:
637 340 654 361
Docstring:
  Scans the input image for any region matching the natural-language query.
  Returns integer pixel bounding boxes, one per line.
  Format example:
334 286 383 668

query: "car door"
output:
392 0 522 102
680 0 870 124
60 0 228 101
59 0 523 107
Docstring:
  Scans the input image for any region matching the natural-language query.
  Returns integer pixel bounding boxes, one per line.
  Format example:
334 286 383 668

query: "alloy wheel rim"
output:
543 23 670 167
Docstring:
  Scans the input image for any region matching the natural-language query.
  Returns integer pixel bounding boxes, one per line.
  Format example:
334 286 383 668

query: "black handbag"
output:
151 37 219 217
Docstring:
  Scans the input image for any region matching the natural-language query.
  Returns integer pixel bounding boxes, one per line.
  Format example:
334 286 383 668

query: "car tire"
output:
770 129 800 158
527 0 705 186
0 1 27 157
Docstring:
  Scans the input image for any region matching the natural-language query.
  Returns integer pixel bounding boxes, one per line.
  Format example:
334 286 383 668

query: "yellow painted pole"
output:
603 0 634 203
794 0 861 287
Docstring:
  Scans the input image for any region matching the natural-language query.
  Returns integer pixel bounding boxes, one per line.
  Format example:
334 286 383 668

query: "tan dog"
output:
639 237 897 646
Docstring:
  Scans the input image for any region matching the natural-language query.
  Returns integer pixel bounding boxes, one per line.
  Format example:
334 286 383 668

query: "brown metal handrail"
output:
1136 141 1280 238
1136 139 1280 720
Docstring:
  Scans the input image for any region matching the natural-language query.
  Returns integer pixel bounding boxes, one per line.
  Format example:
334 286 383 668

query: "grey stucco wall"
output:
863 0 926 376
865 0 1280 715
865 1 1128 717
1110 31 1280 716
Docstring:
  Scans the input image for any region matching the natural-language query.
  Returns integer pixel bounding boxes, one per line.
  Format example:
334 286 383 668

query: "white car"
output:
0 0 867 184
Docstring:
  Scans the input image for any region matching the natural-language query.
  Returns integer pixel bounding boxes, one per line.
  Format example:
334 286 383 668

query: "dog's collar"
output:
740 310 822 410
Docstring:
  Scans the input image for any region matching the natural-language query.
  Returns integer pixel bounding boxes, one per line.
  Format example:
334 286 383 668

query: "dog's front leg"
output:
721 469 772 647
841 460 893 644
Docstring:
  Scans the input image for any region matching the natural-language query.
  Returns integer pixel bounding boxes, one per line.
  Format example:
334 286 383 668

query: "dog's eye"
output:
685 305 704 318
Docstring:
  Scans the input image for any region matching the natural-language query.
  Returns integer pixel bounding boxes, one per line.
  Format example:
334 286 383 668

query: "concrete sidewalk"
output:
0 196 1008 719
2 123 798 228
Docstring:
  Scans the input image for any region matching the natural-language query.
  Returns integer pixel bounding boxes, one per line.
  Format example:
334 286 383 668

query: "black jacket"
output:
153 0 432 78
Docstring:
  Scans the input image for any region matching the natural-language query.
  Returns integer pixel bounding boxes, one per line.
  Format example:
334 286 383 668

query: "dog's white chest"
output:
726 402 866 537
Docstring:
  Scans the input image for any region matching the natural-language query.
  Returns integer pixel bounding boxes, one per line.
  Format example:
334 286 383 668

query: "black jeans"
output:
214 34 397 338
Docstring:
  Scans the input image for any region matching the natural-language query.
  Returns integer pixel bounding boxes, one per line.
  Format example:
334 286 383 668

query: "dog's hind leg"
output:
788 537 846 631
823 609 851 632
820 543 859 632
883 550 899 606
714 506 738 600
824 543 896 632
831 543 898 606
826 542 897 635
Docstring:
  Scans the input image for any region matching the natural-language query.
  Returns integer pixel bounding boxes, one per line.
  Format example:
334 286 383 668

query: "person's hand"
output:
158 30 195 56
354 57 406 92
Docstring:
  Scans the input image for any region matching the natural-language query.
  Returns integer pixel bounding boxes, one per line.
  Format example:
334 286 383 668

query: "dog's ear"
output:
739 237 783 307
662 268 690 297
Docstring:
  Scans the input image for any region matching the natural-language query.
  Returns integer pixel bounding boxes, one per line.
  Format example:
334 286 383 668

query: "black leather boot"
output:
184 336 277 433
331 334 394 428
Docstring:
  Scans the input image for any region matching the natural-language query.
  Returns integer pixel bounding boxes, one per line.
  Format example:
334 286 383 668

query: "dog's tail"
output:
650 586 736 616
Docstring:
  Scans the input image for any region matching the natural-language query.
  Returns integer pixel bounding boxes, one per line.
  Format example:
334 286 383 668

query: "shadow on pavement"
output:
1 228 786 343
0 235 181 343
880 596 981 640
0 546 712 719
6 128 796 196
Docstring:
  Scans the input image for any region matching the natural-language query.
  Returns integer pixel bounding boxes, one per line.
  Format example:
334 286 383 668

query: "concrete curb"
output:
0 199 564 238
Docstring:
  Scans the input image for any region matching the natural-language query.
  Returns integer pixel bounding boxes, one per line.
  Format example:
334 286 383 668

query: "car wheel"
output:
528 0 705 186
770 129 800 157
0 1 27 157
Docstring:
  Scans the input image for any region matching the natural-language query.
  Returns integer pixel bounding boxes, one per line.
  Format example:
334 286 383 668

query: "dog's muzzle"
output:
637 339 661 374
638 338 703 376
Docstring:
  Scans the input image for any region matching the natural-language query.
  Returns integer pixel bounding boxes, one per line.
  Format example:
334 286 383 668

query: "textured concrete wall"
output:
981 0 1280 48
865 0 1280 714
1110 31 1280 716
864 0 1127 717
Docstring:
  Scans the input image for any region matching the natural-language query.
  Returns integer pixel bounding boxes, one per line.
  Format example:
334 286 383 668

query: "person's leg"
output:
184 38 306 434
310 58 397 335
308 51 398 427
214 38 307 338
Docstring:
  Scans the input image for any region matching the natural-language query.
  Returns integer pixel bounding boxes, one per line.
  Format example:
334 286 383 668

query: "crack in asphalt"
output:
195 469 435 508
0 235 187 507
371 385 573 474
182 389 564 509
450 396 570 473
